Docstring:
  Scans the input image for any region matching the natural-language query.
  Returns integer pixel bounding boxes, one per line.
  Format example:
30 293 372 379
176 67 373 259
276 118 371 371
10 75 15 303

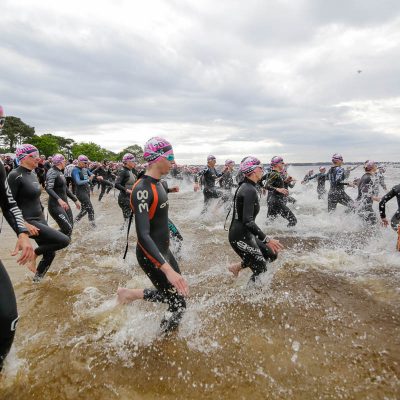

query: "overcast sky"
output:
1 0 400 164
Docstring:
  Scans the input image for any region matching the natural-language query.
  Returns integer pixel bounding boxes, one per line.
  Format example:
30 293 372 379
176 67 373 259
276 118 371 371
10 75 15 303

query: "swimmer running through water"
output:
45 154 81 237
228 156 283 283
0 107 34 371
117 137 189 334
7 145 70 281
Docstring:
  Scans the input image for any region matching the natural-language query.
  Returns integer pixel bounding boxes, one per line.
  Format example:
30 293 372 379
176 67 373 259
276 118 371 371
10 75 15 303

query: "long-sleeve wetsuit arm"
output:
379 187 397 219
115 169 129 193
66 187 78 202
132 183 166 267
45 169 61 201
266 172 281 192
71 168 88 186
1 165 27 235
242 188 265 241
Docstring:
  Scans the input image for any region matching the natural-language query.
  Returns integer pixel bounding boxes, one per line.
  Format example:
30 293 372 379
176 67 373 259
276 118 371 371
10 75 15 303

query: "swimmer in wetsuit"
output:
266 156 297 227
114 153 137 227
93 160 114 201
0 108 34 371
379 182 400 231
228 156 283 283
327 153 355 212
218 159 236 206
45 154 81 237
72 155 97 227
355 160 380 225
7 145 70 281
196 155 228 213
117 137 189 334
308 167 328 199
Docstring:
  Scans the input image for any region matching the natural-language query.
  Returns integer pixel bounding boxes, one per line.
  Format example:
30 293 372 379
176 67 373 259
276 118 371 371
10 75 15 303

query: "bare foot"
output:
228 262 242 278
116 288 143 305
28 253 38 273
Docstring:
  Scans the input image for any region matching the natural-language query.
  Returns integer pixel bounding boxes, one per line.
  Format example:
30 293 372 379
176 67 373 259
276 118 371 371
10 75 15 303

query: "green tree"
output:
117 144 144 163
71 142 117 161
30 134 60 157
0 116 35 151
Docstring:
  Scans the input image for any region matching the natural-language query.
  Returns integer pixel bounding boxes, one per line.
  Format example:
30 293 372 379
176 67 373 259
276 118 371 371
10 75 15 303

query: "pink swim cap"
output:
15 144 39 161
0 105 5 117
364 160 376 171
319 166 326 172
225 159 235 166
271 156 284 166
332 153 343 162
240 156 262 176
207 155 216 162
143 137 173 165
52 154 65 166
78 155 89 163
122 153 136 163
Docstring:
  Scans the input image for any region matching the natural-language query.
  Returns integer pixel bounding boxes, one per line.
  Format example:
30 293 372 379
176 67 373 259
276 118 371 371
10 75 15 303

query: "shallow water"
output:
1 166 399 399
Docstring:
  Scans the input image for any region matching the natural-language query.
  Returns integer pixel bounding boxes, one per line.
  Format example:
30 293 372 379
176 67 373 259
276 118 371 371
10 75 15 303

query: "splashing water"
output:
1 167 399 399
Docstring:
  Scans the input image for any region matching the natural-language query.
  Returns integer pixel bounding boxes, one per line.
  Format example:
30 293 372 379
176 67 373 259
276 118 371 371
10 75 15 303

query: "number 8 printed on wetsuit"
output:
137 190 149 213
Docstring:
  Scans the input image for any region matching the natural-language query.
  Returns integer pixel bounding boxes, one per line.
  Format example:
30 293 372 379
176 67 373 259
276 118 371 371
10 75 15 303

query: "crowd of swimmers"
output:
1 103 400 371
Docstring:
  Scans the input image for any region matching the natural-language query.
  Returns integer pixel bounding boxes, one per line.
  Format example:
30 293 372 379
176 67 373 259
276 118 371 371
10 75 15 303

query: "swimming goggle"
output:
165 154 175 162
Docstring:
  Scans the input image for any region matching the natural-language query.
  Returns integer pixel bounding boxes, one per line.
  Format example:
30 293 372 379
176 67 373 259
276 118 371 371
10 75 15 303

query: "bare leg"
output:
228 262 242 278
116 288 144 304
29 253 38 273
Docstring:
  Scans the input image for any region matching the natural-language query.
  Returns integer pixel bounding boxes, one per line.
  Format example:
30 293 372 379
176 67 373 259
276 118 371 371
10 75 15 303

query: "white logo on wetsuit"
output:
137 190 148 200
236 240 264 262
160 200 169 208
11 316 19 331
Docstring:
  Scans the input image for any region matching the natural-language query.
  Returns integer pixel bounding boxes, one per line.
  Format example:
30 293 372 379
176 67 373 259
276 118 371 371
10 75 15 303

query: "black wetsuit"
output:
379 184 400 230
131 175 186 333
198 167 223 210
0 161 27 371
229 178 277 282
266 170 297 227
327 166 354 212
46 166 78 236
72 166 95 224
115 166 137 221
356 173 379 224
309 172 328 199
219 170 235 204
93 165 113 201
7 166 70 280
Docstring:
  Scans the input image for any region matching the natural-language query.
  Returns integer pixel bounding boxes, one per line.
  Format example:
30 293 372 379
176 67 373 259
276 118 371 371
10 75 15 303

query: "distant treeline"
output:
0 116 144 162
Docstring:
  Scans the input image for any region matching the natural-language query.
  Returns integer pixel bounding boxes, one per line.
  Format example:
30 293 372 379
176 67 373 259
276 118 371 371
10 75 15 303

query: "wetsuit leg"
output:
358 206 378 225
137 247 186 333
106 180 113 194
0 261 18 371
28 219 70 278
48 203 74 237
202 188 222 213
229 221 276 283
75 189 95 223
268 200 297 227
118 193 131 221
328 190 354 212
391 210 400 231
98 182 107 201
